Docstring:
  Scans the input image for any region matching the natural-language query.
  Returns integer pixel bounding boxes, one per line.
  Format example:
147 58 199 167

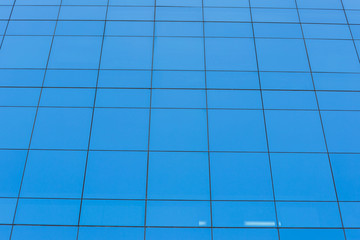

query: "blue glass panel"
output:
306 39 360 72
107 7 154 21
95 89 150 108
313 73 360 91
0 88 40 107
207 72 259 90
16 0 60 4
343 0 360 9
11 6 59 20
205 38 257 71
152 89 206 108
98 70 151 88
80 200 144 226
154 37 204 70
15 199 80 225
212 201 277 227
318 92 360 110
204 8 251 22
254 23 302 38
110 0 154 6
78 227 144 240
211 153 273 200
271 153 336 201
276 202 342 227
59 6 107 20
297 0 342 9
0 36 52 68
340 202 360 228
204 0 248 7
150 109 208 151
106 21 153 36
346 229 360 240
84 151 147 199
0 107 36 149
252 8 299 23
40 88 95 107
0 150 26 197
347 10 360 24
302 24 352 39
262 91 317 110
146 201 211 227
207 90 262 109
256 39 309 71
251 0 296 8
156 7 202 21
156 22 203 37
0 226 11 240
12 226 77 240
331 154 360 201
0 198 16 224
0 6 11 20
299 9 347 24
152 70 205 89
62 0 108 5
351 25 360 39
260 72 313 90
56 21 105 36
90 109 149 150
280 229 345 240
266 110 326 152
44 70 98 88
321 111 360 152
208 110 267 151
148 152 209 200
101 37 153 70
7 21 55 35
147 228 211 240
49 36 102 69
31 108 92 150
213 229 278 240
20 151 86 198
157 0 201 6
205 23 253 38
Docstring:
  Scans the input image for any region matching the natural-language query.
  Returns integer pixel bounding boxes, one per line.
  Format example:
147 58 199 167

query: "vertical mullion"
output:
75 1 110 239
247 1 281 239
8 1 63 239
294 1 348 240
143 0 157 239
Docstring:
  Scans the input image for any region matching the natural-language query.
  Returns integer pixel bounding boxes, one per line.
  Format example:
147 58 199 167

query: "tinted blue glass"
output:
346 229 360 240
213 229 278 240
49 36 102 69
251 0 295 8
318 92 360 110
150 109 208 151
62 0 108 5
11 226 77 240
152 89 206 108
0 198 16 223
205 38 257 71
156 22 203 37
313 73 360 91
101 37 153 69
152 70 205 89
208 110 267 151
331 154 360 201
0 108 35 149
252 8 299 23
16 0 60 4
346 10 360 24
0 36 52 68
260 72 313 90
78 227 144 240
56 21 105 36
271 153 336 200
20 151 86 198
44 70 98 88
206 72 259 90
0 226 11 240
204 8 250 22
59 6 107 20
263 91 317 110
212 201 277 227
340 202 360 227
276 202 342 227
110 0 154 6
256 39 309 71
302 24 352 39
31 108 92 149
156 7 202 21
40 88 95 107
254 23 302 38
15 199 80 225
95 89 150 107
98 70 151 88
207 90 262 109
157 0 201 6
280 229 345 240
7 21 55 35
321 111 360 152
80 200 144 226
84 151 147 199
11 6 59 20
90 109 149 150
205 0 248 7
205 23 253 37
351 25 360 39
297 0 342 9
211 153 273 200
107 7 153 20
299 9 347 24
154 37 204 70
266 110 326 152
0 150 26 197
306 39 360 72
343 0 360 9
106 21 153 36
148 152 209 200
146 201 211 227
147 228 211 240
0 88 40 107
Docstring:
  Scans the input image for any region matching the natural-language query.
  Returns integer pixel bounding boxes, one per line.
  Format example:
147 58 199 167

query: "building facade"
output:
0 0 359 239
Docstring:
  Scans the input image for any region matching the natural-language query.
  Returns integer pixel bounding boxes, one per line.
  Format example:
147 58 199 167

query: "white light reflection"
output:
244 221 276 227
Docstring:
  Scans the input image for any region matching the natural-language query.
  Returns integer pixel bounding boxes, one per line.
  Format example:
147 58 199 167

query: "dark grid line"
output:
0 0 16 49
248 1 281 240
7 1 63 239
294 0 348 239
143 0 157 239
74 1 110 239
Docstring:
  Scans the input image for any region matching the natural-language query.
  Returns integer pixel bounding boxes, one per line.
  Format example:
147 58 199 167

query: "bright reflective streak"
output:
244 221 276 227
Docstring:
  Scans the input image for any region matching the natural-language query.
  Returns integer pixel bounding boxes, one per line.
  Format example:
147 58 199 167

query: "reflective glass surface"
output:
0 0 359 239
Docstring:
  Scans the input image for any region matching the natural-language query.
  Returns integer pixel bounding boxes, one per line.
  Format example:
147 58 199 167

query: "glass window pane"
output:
280 229 345 240
213 229 278 240
12 226 77 240
146 228 211 240
340 202 360 228
78 227 144 240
